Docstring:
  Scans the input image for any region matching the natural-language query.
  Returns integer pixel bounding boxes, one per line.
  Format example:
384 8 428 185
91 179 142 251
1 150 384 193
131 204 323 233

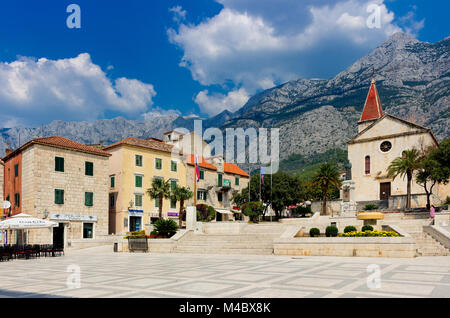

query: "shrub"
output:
196 204 216 222
242 202 265 223
153 219 178 238
444 196 450 206
124 230 147 239
344 226 357 233
362 225 374 232
309 228 320 237
364 204 378 211
339 230 401 237
293 206 313 217
325 226 339 237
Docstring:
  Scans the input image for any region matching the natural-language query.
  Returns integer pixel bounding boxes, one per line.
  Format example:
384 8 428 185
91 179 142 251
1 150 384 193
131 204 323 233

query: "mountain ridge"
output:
0 32 448 161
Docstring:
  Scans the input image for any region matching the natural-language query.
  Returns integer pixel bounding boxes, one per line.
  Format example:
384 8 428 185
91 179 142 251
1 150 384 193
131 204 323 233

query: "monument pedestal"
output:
340 180 357 217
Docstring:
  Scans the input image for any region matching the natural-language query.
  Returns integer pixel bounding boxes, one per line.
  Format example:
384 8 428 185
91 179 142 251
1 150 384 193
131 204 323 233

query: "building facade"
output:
347 79 449 208
2 137 110 245
104 137 187 235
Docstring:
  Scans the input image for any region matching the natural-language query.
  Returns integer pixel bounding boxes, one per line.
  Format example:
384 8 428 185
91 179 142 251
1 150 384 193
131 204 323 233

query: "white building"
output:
347 79 449 209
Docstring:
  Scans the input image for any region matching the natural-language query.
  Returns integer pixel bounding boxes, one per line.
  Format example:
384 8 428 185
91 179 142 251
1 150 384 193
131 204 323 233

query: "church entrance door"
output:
380 182 391 200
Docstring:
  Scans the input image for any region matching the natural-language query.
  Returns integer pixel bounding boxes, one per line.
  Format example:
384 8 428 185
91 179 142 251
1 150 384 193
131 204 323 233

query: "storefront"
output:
128 210 143 232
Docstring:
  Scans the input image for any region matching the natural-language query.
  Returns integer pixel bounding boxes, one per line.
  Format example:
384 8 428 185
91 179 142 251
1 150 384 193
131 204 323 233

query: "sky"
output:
0 0 448 128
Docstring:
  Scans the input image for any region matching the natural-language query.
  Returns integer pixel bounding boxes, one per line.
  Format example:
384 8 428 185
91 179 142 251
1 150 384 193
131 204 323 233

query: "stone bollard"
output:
186 206 197 231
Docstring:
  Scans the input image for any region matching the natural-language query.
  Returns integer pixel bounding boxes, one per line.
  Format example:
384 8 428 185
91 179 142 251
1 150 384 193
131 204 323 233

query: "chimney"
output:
5 143 12 156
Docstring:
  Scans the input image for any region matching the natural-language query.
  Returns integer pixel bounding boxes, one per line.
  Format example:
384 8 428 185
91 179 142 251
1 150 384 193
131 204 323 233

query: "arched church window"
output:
365 156 370 174
380 141 392 153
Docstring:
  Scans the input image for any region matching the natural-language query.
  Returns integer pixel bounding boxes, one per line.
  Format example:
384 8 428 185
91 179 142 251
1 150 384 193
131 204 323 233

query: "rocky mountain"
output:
0 33 448 161
221 32 450 159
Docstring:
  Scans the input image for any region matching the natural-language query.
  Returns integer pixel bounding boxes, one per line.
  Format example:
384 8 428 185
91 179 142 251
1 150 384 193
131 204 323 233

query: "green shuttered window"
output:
55 189 64 204
85 162 94 176
55 157 64 172
85 192 93 206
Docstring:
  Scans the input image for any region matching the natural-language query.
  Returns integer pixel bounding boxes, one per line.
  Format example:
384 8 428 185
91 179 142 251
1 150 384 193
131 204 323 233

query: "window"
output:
109 194 115 208
55 157 64 172
85 162 94 176
14 193 20 207
155 197 160 208
135 194 143 207
197 190 207 201
199 169 205 180
171 160 177 172
235 176 240 186
85 192 93 206
170 180 177 191
110 176 115 188
135 155 143 167
14 164 19 177
83 223 93 239
155 158 162 170
135 175 143 188
365 156 371 174
380 141 392 153
218 174 223 187
170 197 177 209
55 189 64 204
218 192 223 202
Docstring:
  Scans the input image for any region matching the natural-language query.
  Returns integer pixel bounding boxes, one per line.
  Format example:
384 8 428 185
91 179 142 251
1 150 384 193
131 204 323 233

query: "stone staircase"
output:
410 232 450 256
173 223 287 255
384 216 450 256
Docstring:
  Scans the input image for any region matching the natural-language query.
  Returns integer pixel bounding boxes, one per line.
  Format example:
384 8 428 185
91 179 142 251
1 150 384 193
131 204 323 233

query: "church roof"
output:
348 114 439 145
359 79 383 122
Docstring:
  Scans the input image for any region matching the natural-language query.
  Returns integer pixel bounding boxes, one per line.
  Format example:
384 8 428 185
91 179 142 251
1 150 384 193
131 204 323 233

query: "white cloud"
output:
141 107 181 121
0 53 157 126
194 88 249 116
169 6 187 23
168 0 421 115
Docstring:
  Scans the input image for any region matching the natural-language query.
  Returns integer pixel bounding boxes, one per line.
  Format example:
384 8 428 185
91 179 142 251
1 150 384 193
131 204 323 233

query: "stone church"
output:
344 78 449 210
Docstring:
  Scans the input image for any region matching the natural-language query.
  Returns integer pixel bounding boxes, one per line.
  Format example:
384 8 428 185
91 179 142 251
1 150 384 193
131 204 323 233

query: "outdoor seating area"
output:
0 244 64 262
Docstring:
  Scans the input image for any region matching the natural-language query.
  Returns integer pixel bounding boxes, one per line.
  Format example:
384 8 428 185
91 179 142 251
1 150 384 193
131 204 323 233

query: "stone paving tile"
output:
1 248 450 298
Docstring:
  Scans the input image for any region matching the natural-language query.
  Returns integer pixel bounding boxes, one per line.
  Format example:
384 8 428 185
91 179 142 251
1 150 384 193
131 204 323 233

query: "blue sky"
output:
0 0 448 127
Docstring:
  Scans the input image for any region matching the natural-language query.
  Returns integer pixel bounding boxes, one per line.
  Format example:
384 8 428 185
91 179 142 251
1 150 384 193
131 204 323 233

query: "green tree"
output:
172 186 193 228
242 202 265 223
147 178 171 219
311 163 343 216
387 149 422 209
416 138 450 209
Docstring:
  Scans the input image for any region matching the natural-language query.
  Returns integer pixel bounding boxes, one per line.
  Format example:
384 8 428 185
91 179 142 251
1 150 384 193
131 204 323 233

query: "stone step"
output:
177 242 274 248
173 247 274 255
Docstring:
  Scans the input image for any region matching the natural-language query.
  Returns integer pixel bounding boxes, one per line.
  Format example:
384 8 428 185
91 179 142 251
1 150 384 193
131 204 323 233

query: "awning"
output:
0 215 58 230
216 209 234 215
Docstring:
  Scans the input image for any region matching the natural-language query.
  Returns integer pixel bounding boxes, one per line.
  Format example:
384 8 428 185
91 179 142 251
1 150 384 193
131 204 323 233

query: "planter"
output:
127 237 148 252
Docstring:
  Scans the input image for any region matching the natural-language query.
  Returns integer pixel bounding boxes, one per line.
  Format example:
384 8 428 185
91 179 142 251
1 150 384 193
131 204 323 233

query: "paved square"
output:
0 246 449 298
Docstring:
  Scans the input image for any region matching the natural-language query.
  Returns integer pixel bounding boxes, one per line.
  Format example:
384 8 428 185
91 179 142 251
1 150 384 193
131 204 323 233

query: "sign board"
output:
168 212 179 217
223 179 231 187
50 213 98 222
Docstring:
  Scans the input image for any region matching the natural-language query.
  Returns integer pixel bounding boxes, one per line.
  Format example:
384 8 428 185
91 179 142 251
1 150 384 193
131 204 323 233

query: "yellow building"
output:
104 137 187 235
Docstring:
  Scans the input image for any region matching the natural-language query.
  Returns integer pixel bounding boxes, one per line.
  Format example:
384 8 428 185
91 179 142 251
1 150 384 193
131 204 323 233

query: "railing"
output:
127 237 148 252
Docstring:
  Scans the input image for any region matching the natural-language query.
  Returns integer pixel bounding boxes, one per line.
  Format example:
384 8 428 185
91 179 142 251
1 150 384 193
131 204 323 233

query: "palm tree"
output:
387 148 422 209
147 178 171 219
312 163 343 216
173 186 194 228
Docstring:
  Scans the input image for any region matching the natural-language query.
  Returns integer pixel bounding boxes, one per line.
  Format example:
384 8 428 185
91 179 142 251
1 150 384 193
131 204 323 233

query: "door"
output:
53 223 65 248
380 182 391 200
130 216 142 232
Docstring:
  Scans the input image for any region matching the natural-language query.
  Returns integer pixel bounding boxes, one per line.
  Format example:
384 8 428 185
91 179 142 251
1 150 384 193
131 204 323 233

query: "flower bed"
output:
339 230 401 237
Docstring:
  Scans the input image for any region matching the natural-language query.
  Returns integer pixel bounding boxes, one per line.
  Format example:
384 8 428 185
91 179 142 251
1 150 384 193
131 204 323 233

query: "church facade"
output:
346 79 449 209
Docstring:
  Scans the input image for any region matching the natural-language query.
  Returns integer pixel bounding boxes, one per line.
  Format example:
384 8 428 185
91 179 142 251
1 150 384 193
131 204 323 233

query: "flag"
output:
260 167 265 184
195 155 200 182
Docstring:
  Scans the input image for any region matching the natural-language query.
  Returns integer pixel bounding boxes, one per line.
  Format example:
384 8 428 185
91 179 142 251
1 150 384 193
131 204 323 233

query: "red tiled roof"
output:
3 136 111 161
186 154 217 171
224 162 250 177
360 79 383 122
104 137 174 153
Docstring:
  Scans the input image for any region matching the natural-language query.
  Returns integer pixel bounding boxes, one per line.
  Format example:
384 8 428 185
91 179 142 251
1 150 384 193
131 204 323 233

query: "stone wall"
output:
22 144 109 245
